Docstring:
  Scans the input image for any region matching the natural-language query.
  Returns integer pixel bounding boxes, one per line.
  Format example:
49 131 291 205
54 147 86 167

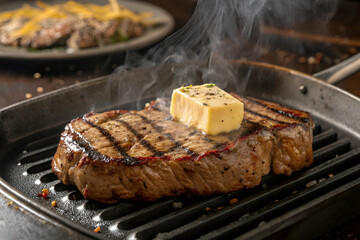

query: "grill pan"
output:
0 53 360 239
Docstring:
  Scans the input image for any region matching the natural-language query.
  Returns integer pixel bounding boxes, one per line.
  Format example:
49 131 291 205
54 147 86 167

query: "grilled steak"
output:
20 19 74 49
0 17 27 47
0 17 144 50
52 94 314 203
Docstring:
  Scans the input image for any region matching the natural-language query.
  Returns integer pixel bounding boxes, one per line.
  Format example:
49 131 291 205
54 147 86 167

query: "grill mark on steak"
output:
65 129 109 162
83 119 130 158
243 96 309 123
168 142 197 157
133 113 199 157
232 94 302 127
67 123 140 165
243 118 268 129
115 118 165 157
244 108 290 126
136 112 216 145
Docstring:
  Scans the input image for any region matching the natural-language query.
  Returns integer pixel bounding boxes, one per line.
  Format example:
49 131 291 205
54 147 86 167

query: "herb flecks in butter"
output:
180 85 193 93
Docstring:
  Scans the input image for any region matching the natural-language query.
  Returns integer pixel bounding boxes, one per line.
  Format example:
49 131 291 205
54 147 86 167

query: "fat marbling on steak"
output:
51 94 314 203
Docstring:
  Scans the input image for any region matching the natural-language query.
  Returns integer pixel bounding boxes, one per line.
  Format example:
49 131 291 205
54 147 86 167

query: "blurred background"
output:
0 0 359 109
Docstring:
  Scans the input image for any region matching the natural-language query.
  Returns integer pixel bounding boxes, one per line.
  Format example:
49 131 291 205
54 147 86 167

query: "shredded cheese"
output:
109 0 121 13
0 0 152 38
0 4 41 20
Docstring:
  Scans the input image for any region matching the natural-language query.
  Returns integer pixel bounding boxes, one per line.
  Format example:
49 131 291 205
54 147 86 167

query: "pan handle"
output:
313 52 360 85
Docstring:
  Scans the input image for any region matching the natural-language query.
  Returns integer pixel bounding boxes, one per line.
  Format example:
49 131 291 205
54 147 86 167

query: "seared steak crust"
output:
52 94 314 203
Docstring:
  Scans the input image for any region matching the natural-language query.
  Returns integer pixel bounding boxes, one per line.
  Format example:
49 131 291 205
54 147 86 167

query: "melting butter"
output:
170 84 244 135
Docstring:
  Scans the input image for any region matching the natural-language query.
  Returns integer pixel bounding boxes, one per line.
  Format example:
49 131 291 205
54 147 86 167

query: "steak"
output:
20 19 74 49
0 17 144 50
52 94 314 203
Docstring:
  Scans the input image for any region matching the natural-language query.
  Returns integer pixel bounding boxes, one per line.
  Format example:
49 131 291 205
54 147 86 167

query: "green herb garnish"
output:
180 86 188 92
180 85 193 92
112 29 129 43
206 83 215 88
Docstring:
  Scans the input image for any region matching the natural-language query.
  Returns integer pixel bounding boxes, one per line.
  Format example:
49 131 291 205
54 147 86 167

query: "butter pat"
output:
170 84 244 135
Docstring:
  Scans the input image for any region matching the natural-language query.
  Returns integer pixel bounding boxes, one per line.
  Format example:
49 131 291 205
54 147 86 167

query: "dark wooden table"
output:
0 0 359 239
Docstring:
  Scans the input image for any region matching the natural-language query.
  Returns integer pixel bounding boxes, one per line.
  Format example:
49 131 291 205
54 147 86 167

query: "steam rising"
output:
112 0 338 109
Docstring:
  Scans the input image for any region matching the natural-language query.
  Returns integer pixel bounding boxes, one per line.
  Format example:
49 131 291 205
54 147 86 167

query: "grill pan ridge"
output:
1 61 360 239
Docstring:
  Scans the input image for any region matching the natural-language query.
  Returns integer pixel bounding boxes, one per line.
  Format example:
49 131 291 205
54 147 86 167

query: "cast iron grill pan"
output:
1 60 360 239
1 115 360 240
